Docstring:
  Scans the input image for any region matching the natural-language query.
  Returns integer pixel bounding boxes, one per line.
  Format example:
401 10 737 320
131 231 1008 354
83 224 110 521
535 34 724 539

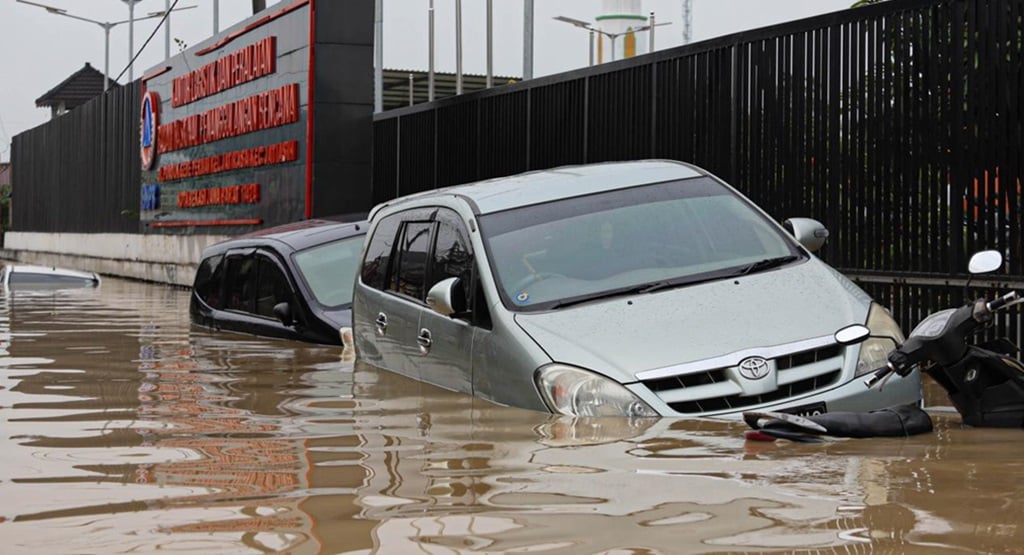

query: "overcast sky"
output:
0 0 856 163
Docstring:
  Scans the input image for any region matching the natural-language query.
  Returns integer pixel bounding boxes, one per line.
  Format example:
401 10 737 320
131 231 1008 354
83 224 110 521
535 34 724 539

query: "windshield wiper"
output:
548 282 668 309
545 257 801 309
736 255 801 276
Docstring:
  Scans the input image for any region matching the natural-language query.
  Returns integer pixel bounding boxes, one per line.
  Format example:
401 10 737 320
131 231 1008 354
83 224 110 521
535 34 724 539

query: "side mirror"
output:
273 301 294 326
968 250 1003 275
783 218 829 252
426 277 467 316
834 324 871 346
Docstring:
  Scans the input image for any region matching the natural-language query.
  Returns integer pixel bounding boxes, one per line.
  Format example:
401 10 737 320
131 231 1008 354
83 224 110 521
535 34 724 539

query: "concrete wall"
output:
1 232 230 287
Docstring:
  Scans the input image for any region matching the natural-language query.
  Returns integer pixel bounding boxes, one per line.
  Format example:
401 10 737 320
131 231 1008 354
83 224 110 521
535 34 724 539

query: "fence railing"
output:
11 82 142 234
372 0 1023 334
9 1 1023 339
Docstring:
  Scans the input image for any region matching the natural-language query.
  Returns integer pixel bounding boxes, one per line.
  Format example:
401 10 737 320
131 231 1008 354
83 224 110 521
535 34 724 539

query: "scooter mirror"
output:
968 250 1003 274
834 324 871 346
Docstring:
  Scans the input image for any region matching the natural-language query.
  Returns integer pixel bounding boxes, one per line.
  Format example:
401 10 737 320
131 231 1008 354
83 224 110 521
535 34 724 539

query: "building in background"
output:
35 63 109 118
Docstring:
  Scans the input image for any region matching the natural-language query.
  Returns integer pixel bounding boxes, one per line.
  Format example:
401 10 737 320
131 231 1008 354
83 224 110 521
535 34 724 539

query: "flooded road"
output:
3 278 1024 554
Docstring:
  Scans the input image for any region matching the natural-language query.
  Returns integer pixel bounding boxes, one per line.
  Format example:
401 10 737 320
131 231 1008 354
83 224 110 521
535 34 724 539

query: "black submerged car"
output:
190 218 367 345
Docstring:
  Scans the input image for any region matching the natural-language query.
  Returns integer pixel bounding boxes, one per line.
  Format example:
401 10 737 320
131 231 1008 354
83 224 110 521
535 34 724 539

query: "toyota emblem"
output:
738 357 770 380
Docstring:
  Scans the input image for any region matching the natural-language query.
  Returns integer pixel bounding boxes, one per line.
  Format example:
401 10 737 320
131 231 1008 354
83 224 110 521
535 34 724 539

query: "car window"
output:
255 256 294 319
479 176 800 311
224 255 257 312
430 213 474 306
361 215 402 291
194 254 225 308
390 221 435 300
293 235 364 307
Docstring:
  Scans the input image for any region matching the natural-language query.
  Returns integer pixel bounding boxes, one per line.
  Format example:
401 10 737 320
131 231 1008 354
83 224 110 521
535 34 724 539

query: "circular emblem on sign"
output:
139 91 160 171
738 357 770 380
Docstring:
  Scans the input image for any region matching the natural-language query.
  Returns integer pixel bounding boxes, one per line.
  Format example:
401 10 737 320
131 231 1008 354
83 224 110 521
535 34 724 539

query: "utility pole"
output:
681 0 692 45
523 0 533 80
428 0 435 101
455 0 463 94
374 0 383 112
486 0 493 88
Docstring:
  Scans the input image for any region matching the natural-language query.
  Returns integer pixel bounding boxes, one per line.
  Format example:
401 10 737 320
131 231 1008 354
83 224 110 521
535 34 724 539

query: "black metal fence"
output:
11 82 142 234
373 0 1024 339
8 0 1023 340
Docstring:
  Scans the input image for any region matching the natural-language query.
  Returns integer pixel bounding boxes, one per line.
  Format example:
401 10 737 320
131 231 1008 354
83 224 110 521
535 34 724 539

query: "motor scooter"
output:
746 250 1024 441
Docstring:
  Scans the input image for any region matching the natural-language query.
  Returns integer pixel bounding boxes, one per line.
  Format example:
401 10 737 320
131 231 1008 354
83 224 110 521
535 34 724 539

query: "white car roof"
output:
5 264 101 281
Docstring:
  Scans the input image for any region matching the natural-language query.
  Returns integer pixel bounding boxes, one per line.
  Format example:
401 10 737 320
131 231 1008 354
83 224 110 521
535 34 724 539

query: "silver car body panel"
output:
353 160 922 417
510 259 869 381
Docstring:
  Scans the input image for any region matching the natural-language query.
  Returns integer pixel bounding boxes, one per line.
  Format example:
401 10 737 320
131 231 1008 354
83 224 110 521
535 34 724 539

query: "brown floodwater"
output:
3 277 1024 554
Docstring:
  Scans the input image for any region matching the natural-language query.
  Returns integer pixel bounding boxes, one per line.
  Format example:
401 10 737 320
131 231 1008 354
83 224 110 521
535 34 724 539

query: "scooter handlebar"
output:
986 291 1021 312
864 363 896 388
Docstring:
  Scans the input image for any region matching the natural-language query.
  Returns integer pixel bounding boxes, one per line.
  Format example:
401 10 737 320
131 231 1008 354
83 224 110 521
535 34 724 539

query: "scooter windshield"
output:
908 308 957 338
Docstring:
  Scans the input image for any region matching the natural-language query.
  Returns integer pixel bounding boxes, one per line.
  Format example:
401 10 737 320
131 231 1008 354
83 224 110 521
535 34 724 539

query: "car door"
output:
217 249 304 341
353 209 434 382
416 209 476 394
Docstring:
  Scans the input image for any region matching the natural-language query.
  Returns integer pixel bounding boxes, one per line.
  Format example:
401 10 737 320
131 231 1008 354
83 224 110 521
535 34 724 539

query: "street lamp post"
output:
165 0 171 59
553 14 670 64
17 0 195 88
523 0 533 80
428 0 435 102
121 0 141 82
152 3 197 60
589 30 595 66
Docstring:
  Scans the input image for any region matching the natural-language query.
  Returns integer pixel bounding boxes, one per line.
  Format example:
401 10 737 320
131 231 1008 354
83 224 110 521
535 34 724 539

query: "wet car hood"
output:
512 259 873 382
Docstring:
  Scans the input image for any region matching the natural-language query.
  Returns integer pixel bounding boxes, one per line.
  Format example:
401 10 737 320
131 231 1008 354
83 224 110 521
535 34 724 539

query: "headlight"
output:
854 303 906 376
534 364 659 417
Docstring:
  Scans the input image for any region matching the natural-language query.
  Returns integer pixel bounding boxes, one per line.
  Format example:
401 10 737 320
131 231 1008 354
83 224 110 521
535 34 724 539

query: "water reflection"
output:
2 278 1024 553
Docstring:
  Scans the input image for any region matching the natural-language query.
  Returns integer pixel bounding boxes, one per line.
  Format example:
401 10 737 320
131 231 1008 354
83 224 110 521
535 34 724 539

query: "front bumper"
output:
630 368 923 419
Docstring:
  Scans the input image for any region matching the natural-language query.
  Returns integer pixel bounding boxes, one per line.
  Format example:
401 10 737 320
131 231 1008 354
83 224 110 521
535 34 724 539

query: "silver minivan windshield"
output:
478 177 802 311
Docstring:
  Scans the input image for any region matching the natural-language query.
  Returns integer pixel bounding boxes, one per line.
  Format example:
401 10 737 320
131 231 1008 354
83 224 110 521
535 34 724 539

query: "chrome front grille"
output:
642 343 844 415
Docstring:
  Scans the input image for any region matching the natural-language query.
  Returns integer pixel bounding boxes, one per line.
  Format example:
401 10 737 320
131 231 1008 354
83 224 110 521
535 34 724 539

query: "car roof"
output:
371 160 705 217
204 218 368 256
4 264 100 281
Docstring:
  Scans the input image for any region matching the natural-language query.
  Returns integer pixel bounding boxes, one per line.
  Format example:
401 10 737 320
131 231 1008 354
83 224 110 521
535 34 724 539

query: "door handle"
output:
375 312 388 336
417 328 432 354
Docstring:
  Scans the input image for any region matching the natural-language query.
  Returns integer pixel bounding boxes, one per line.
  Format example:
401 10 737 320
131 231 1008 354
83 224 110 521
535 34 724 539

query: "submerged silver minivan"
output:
352 160 921 417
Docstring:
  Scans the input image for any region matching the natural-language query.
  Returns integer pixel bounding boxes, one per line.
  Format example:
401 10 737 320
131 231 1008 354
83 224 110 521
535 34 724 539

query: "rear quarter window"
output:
193 254 225 308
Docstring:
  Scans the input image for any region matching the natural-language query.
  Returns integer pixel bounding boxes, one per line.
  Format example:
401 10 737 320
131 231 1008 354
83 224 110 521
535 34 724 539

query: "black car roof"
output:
203 218 368 257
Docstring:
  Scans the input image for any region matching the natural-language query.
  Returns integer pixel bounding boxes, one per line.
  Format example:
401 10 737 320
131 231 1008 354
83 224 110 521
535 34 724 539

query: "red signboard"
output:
140 1 311 230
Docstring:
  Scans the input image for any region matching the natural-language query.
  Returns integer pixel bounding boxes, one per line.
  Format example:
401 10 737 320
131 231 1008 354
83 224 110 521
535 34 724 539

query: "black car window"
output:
390 221 435 301
430 213 474 308
361 214 401 291
255 256 293 319
194 254 225 308
224 255 257 312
